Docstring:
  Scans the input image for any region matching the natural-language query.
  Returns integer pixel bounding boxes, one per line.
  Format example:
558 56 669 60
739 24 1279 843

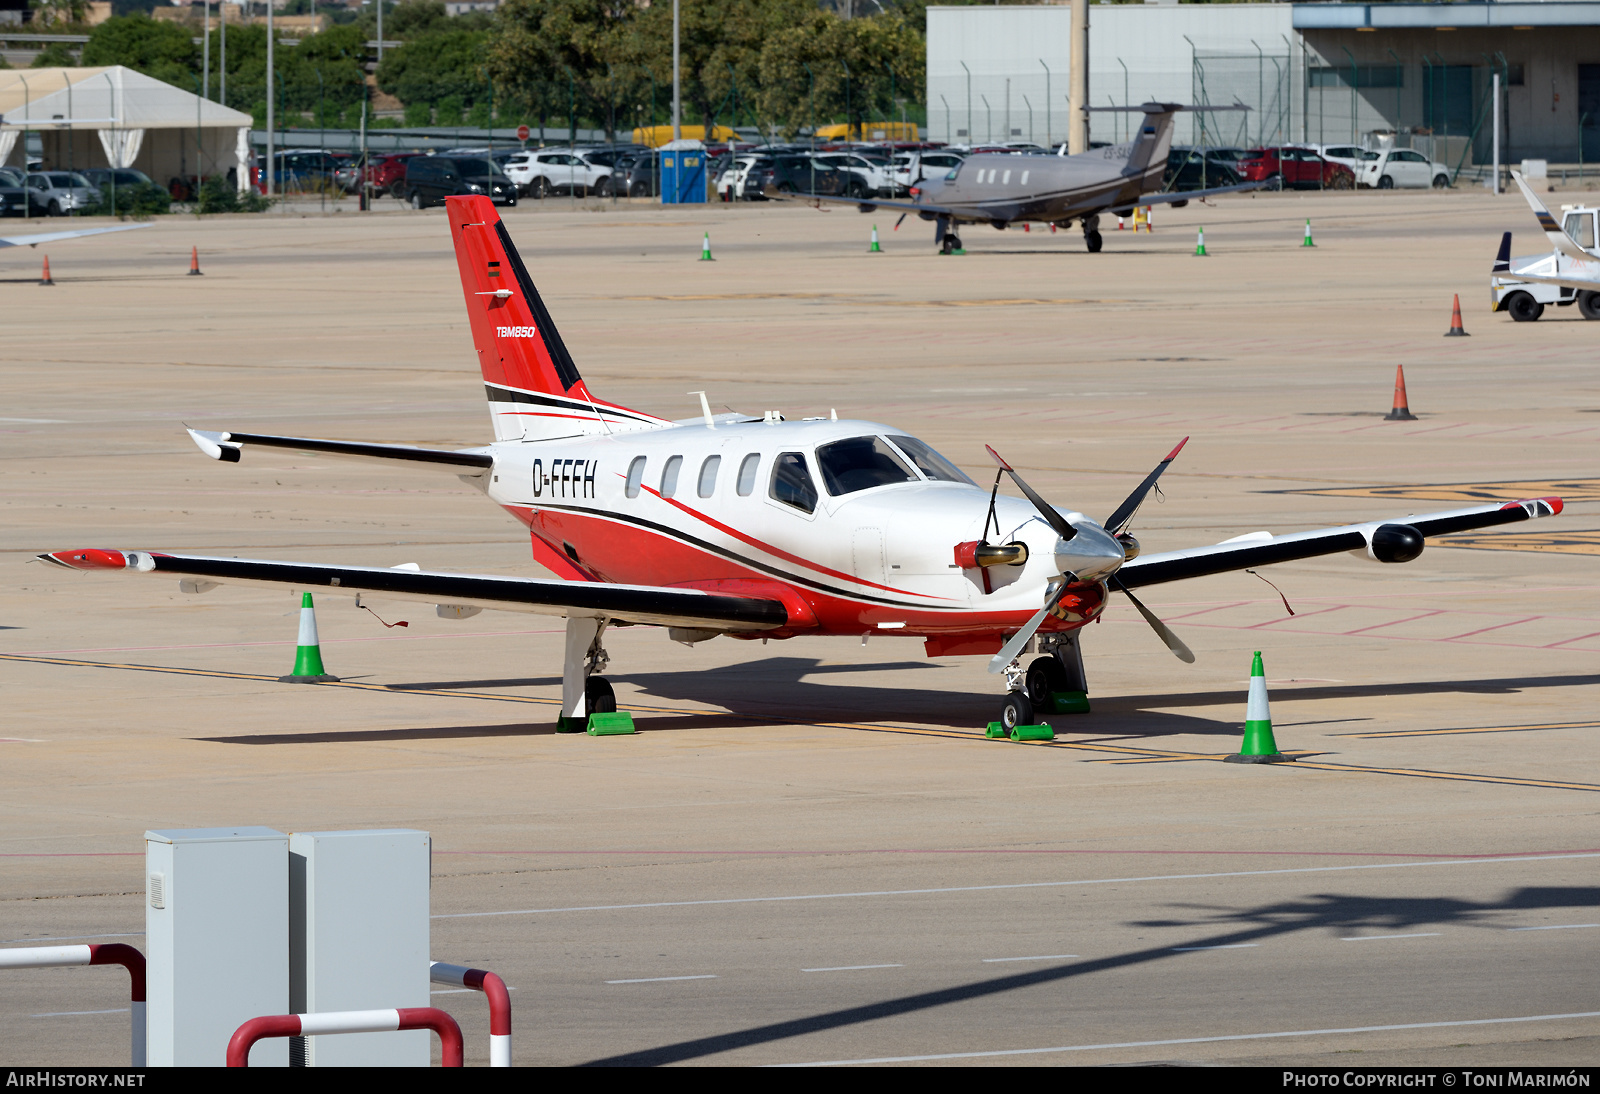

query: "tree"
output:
489 0 633 142
80 15 198 87
757 11 924 138
377 27 492 127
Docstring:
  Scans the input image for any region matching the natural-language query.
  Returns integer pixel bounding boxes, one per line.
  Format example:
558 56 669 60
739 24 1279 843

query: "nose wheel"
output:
999 690 1035 732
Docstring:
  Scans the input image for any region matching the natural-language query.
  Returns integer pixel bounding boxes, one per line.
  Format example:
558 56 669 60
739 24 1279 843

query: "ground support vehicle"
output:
1493 202 1600 322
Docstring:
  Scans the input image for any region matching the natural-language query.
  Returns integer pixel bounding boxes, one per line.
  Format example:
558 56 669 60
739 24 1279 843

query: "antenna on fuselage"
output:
690 391 716 430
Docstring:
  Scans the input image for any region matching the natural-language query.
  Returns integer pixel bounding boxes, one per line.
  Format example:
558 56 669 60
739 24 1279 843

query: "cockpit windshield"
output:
816 436 916 496
884 435 975 485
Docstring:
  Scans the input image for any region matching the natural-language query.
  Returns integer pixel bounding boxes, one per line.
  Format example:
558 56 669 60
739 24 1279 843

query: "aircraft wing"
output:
1107 178 1267 211
1118 498 1562 589
34 549 791 632
1511 171 1600 267
0 222 151 249
767 190 962 218
185 428 494 472
1492 268 1600 292
772 177 1265 221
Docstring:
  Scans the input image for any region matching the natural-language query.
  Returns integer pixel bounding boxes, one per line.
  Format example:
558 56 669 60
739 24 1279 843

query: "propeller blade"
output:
985 445 1076 542
1104 437 1189 536
987 600 1055 674
1111 577 1195 663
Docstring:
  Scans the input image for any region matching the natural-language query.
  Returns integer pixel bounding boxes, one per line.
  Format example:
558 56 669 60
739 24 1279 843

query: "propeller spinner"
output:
984 440 1193 673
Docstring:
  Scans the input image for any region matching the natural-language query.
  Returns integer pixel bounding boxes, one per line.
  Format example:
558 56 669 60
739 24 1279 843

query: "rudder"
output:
447 196 668 441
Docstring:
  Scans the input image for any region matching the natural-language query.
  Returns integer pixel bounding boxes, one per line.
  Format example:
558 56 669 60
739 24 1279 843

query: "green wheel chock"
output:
586 712 637 736
985 721 1008 739
1010 723 1055 742
555 715 588 734
1049 690 1091 714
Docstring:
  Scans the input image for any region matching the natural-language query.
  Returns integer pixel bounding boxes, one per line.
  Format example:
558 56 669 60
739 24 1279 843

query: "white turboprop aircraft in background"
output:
40 196 1564 732
2 222 149 250
1490 171 1600 321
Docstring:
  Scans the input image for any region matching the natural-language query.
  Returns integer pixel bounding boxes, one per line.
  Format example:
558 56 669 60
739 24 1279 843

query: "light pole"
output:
266 0 274 196
671 0 680 142
1117 56 1128 143
959 60 971 144
1039 59 1051 148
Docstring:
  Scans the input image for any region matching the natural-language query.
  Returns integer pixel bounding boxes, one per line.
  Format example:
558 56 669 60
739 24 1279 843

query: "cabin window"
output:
660 455 683 499
625 456 646 498
736 453 760 496
1021 171 1029 185
697 455 721 498
769 452 818 514
816 436 916 497
1002 170 1011 185
884 435 976 485
1565 213 1595 250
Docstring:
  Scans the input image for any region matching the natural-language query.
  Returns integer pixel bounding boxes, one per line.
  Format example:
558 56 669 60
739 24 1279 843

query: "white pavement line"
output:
801 964 903 973
771 1010 1600 1067
1341 933 1442 942
1508 923 1600 931
981 954 1080 963
31 1009 129 1018
606 975 718 985
0 932 144 945
1173 944 1260 951
433 852 1600 920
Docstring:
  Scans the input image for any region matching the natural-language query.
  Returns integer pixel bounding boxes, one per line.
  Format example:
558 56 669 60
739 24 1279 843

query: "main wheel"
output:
409 191 424 210
1025 656 1069 710
1264 174 1283 191
594 176 611 197
1580 291 1600 320
999 690 1034 733
846 179 866 199
1377 175 1395 190
585 675 617 715
1506 292 1544 322
629 180 646 198
1432 173 1451 189
388 180 405 198
1084 229 1103 253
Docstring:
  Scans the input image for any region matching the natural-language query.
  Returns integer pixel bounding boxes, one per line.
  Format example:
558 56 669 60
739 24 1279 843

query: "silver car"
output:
26 171 98 216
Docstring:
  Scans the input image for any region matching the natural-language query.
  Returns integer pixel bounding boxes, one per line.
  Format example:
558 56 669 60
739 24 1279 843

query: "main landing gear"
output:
996 631 1090 731
940 230 964 255
558 616 620 733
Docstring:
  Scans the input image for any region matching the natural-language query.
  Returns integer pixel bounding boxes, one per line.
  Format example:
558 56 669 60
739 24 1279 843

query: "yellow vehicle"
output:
813 121 919 142
631 125 739 148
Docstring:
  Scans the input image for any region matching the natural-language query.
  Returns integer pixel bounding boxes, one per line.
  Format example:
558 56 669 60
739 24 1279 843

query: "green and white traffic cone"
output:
1302 218 1316 247
699 231 714 261
1194 226 1208 257
279 592 339 683
1225 650 1292 763
869 224 882 253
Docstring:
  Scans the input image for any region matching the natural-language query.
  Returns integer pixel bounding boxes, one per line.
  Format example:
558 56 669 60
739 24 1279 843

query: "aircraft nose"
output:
1055 523 1125 582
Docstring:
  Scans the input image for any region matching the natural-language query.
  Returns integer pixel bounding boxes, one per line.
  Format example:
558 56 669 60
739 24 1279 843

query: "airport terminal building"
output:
928 2 1600 168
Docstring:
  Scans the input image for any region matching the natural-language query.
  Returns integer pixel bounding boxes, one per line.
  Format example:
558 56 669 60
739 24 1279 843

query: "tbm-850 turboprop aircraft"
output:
42 195 1564 732
792 103 1262 254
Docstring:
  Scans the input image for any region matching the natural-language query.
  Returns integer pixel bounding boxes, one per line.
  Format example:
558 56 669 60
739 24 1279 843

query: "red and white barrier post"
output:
0 943 146 1066
228 1007 463 1067
430 961 511 1067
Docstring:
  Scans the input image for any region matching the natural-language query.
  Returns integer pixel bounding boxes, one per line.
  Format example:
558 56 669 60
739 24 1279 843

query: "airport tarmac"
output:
1 189 1597 1067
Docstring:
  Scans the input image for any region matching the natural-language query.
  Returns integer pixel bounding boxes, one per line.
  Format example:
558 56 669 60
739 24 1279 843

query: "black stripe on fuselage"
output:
533 502 969 612
485 383 664 426
494 220 583 392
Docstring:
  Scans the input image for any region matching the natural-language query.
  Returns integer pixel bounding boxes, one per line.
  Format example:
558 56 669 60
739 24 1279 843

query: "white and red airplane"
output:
40 195 1565 731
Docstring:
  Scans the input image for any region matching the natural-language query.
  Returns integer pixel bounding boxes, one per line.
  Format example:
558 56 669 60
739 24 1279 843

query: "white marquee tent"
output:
0 66 254 192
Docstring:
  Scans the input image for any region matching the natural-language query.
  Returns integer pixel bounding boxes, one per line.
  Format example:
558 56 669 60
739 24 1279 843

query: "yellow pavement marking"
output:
1434 530 1600 556
1279 479 1600 504
5 654 1595 792
1341 720 1600 739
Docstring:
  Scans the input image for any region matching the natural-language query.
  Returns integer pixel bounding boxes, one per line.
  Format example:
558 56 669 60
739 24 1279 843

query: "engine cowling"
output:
1368 523 1424 563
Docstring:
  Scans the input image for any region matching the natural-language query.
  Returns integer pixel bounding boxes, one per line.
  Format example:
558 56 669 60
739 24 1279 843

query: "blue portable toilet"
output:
658 139 707 204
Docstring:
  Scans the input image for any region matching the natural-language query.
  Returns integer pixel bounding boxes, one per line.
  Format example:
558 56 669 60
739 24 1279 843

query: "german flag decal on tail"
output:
446 195 668 441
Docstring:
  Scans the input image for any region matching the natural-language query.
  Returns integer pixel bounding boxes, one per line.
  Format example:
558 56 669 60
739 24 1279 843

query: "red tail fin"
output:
446 196 667 441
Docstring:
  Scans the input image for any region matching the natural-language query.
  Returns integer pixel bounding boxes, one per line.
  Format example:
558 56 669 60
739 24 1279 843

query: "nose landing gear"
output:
996 631 1090 731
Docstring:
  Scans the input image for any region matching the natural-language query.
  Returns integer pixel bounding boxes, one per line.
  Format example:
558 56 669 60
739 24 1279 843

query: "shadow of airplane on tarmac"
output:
580 884 1600 1066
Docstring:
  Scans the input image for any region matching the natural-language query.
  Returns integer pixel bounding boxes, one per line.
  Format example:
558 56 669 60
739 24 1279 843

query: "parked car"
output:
1163 148 1241 191
516 148 615 198
0 166 30 217
623 153 659 198
24 171 98 216
270 150 344 193
1235 146 1354 190
742 156 848 198
1357 148 1451 189
365 153 427 198
812 151 893 198
1302 143 1368 176
403 155 516 209
890 149 964 193
80 167 160 196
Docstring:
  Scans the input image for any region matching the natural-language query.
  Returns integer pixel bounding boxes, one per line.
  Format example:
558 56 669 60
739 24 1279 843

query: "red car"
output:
1235 146 1353 190
365 152 427 198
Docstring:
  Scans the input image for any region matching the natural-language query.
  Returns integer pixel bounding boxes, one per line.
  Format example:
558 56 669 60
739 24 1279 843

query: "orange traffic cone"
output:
1444 294 1469 337
1384 364 1417 421
188 246 203 276
39 255 53 286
